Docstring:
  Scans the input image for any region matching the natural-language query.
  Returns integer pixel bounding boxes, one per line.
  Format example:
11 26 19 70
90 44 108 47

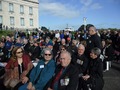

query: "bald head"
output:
60 51 71 67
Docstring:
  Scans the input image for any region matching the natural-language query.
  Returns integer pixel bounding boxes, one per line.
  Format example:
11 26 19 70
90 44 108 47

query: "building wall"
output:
0 0 39 30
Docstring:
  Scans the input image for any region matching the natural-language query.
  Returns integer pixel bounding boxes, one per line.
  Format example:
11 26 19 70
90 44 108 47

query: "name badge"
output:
77 59 83 65
40 65 44 68
60 78 70 86
77 59 81 64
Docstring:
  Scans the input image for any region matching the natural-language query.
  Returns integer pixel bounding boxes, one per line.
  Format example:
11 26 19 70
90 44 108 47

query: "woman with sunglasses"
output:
19 48 56 90
3 46 33 90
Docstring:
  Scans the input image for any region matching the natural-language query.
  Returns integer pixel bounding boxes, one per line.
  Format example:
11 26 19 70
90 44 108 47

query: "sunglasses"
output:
44 54 52 56
16 51 23 54
61 49 65 51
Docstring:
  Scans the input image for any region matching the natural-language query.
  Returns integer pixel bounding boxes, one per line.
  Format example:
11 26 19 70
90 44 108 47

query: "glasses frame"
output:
44 54 52 56
16 51 23 54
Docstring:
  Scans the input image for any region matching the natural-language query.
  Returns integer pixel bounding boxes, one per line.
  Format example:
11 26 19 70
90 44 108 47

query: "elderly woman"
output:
4 46 33 89
81 47 104 90
19 48 56 90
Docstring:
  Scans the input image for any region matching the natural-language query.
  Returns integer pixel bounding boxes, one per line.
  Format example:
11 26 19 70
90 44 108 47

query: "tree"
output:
41 26 49 32
78 24 94 32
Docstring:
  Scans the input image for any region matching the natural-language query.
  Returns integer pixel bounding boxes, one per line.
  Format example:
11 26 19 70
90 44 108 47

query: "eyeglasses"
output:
61 49 65 51
16 51 23 54
44 54 52 56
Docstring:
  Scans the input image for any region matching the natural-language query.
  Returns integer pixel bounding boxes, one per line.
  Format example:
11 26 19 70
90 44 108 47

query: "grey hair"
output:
42 48 53 56
78 44 85 50
91 47 101 56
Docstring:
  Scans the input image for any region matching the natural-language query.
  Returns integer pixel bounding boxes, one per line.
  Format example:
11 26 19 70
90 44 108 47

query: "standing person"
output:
103 39 114 71
45 51 79 90
81 47 104 90
19 48 56 90
3 47 33 89
85 25 102 58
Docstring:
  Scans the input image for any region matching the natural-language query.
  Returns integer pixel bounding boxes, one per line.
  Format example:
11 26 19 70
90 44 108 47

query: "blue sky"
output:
39 0 120 30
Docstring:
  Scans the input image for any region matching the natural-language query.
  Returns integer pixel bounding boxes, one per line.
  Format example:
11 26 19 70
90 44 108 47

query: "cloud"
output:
91 3 103 9
79 0 103 13
80 0 93 6
39 1 80 18
39 0 102 18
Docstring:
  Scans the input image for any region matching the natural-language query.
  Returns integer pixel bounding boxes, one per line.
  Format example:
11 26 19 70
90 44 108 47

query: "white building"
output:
0 0 39 30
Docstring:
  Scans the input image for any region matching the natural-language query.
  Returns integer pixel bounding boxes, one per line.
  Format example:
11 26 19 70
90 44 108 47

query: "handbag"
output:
4 78 20 88
3 68 20 88
9 78 20 88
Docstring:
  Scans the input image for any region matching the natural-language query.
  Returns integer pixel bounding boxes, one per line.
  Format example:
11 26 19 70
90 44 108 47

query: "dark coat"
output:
87 57 104 90
105 45 114 61
0 47 7 62
44 63 79 90
86 34 102 57
74 54 89 75
31 46 41 60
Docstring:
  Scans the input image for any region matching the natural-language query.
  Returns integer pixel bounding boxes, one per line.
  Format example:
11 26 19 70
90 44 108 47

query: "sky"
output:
39 0 120 30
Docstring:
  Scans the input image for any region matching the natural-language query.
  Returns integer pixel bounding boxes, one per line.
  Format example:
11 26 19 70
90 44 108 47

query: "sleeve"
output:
5 59 13 69
94 37 102 50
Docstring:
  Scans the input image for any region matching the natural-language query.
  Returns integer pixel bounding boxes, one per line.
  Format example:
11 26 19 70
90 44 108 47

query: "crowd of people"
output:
0 24 120 90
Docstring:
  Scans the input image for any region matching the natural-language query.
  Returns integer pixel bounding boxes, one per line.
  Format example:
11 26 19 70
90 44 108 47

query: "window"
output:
30 19 33 26
20 5 24 14
9 3 14 12
20 18 25 26
10 17 14 25
0 1 2 11
29 7 33 15
0 16 2 23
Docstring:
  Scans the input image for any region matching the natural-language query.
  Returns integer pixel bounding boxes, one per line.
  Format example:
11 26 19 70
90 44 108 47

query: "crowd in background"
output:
0 25 120 90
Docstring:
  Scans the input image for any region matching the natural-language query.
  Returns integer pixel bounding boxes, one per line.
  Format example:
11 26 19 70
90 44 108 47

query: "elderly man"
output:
45 51 79 90
73 44 89 90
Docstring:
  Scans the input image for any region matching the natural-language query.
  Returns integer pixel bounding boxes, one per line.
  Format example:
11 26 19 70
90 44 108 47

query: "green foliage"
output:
0 30 14 38
41 26 49 32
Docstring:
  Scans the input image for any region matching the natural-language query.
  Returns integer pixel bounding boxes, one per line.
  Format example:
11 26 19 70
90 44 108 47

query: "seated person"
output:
3 46 33 89
45 51 79 90
81 47 104 90
19 48 56 90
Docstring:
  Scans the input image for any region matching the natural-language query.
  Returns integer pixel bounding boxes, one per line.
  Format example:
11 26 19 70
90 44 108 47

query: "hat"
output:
46 42 53 46
33 36 38 39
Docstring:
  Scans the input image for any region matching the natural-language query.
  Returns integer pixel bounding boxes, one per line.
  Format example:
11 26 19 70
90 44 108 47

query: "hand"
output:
20 71 28 78
21 76 29 84
82 74 90 81
27 82 33 90
30 86 35 90
47 87 53 90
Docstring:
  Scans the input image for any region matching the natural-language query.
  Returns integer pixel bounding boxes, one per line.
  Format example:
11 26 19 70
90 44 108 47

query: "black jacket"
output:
88 57 104 90
86 34 102 57
44 63 79 90
74 54 89 75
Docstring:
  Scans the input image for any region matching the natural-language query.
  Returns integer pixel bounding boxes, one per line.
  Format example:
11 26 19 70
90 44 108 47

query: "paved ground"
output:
103 62 120 90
